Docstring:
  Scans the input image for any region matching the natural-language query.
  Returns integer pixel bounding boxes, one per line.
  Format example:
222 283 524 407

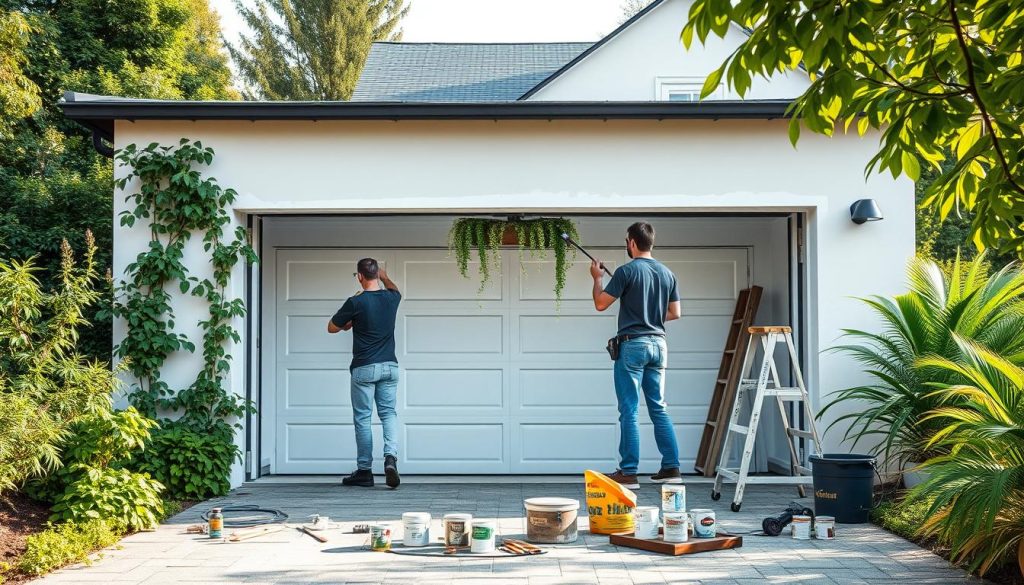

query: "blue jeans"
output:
613 336 680 475
350 362 399 470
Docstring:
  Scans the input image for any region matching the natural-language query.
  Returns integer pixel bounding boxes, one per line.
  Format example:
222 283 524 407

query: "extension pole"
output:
561 233 613 277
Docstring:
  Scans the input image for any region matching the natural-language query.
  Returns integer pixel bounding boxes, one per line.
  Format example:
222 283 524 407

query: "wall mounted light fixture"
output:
850 199 883 224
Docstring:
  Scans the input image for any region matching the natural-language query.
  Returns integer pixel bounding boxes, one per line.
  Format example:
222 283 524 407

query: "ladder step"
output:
716 378 728 384
705 421 718 428
766 388 804 398
729 424 749 435
786 429 814 439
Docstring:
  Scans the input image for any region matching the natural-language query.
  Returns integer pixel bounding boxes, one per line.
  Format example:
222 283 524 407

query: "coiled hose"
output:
200 504 289 528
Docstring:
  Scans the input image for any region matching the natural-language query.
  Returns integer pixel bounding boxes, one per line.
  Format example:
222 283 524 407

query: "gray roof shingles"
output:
351 42 593 102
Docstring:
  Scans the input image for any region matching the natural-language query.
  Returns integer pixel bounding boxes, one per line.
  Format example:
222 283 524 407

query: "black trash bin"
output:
809 453 876 524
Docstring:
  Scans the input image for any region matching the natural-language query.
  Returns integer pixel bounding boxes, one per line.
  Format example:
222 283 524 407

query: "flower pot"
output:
901 461 930 489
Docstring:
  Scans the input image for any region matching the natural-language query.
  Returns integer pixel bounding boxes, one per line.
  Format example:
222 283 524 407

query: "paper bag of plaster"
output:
584 469 637 535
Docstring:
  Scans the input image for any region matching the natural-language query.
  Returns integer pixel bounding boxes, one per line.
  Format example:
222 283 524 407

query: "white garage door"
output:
272 247 749 474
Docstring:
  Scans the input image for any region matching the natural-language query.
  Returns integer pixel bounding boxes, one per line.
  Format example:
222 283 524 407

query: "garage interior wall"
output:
257 215 794 476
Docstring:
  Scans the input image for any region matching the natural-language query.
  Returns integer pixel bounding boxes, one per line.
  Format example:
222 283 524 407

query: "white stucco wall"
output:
112 117 913 484
527 0 810 101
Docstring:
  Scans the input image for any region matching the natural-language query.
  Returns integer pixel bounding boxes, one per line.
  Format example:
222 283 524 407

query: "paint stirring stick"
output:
561 233 613 277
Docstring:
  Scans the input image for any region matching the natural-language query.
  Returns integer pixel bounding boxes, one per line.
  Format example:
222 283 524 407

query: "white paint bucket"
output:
369 523 392 551
692 509 716 538
634 506 660 540
524 497 579 544
470 519 497 554
814 516 835 540
443 513 473 547
663 512 689 542
791 515 812 540
661 485 686 513
402 512 431 547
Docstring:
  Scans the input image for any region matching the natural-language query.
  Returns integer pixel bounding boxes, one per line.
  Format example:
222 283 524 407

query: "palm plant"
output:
820 254 1024 468
913 337 1024 577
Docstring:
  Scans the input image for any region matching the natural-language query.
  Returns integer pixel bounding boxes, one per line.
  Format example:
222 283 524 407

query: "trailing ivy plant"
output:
106 138 257 462
448 217 579 302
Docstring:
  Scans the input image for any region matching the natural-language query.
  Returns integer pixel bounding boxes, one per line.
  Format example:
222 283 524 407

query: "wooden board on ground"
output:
609 532 743 556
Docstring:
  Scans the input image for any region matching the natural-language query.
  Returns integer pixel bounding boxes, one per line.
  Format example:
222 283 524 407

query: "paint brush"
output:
561 233 613 276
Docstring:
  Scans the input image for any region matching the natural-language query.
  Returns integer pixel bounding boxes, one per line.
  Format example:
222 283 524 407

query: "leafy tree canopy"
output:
683 1 1024 257
0 10 40 136
228 0 409 100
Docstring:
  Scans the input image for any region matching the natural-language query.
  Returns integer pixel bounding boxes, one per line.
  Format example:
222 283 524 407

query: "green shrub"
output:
134 423 237 500
821 254 1024 467
16 519 121 576
50 466 164 531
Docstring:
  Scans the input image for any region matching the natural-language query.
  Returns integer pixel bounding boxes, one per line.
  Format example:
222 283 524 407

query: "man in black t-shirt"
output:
327 258 402 488
589 222 683 490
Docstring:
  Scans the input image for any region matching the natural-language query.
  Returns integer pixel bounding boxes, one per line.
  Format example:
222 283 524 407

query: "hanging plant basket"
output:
448 217 580 302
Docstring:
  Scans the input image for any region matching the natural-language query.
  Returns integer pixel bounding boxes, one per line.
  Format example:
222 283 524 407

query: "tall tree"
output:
682 1 1024 257
0 9 40 136
228 0 409 100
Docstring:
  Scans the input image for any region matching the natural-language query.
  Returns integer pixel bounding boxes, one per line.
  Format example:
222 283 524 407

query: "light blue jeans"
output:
613 336 680 475
350 362 399 470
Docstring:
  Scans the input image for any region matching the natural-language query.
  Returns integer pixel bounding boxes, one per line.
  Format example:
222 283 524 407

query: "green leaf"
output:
701 64 725 99
902 151 921 181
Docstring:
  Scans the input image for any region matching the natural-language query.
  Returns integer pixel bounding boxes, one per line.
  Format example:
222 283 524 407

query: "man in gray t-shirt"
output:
590 222 683 490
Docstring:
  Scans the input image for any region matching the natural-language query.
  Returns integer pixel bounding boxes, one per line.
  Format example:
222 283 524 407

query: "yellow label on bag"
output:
584 470 637 535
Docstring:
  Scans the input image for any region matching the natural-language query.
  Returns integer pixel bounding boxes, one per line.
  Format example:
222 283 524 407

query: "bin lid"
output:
524 497 579 512
809 453 876 464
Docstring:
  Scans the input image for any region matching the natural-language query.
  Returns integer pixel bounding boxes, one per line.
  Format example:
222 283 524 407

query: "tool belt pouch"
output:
606 337 621 361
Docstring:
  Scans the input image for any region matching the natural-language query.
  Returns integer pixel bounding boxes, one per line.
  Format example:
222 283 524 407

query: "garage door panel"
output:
286 315 352 355
403 369 504 410
518 369 617 410
519 257 622 301
402 259 503 301
281 423 382 471
405 315 504 354
665 260 741 300
518 423 618 463
518 314 617 354
403 424 507 472
285 261 355 301
666 315 731 353
285 369 350 408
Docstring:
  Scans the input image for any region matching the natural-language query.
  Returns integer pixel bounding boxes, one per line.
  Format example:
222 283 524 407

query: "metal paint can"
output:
524 497 579 544
791 515 812 540
443 513 473 547
692 509 717 538
369 523 392 551
402 512 431 547
814 516 835 540
663 512 689 542
661 485 686 513
470 519 497 554
634 506 660 540
208 508 223 539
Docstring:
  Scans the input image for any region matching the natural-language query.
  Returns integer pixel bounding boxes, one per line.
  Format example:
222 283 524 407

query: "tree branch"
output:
862 52 967 98
949 0 1024 196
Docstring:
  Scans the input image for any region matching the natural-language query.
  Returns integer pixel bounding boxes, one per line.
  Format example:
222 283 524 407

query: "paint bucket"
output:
443 513 473 548
583 470 637 535
814 516 835 540
402 512 431 547
692 509 716 538
524 497 579 544
369 524 392 551
634 506 660 540
470 519 497 554
661 485 686 513
810 453 876 524
791 515 812 540
663 512 689 543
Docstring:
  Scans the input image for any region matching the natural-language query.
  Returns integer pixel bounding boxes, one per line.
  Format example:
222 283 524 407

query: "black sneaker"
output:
384 455 400 489
651 467 683 484
342 469 374 487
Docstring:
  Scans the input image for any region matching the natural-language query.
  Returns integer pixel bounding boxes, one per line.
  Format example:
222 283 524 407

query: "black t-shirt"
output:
603 258 680 337
330 289 402 370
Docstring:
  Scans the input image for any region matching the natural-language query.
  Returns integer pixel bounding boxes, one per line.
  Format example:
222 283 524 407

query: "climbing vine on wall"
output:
108 139 257 443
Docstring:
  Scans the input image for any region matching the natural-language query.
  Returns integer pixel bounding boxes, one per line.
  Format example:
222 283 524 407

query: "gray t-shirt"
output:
603 258 680 337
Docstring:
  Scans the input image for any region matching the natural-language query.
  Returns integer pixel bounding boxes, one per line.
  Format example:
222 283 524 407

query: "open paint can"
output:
661 485 686 513
814 516 835 540
470 519 497 553
402 512 431 547
443 513 473 547
692 509 716 538
663 512 689 542
369 523 392 551
524 497 579 544
791 515 812 540
634 506 660 540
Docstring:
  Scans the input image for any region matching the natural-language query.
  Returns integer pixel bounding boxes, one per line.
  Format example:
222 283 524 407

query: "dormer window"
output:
656 77 724 101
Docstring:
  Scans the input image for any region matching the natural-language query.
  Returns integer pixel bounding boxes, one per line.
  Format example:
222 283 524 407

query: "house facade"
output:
63 0 913 486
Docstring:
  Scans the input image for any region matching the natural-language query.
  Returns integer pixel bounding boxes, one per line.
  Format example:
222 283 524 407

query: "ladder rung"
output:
717 469 739 480
716 378 728 384
786 429 814 439
733 318 743 324
765 387 804 398
705 421 718 428
796 465 812 475
729 424 749 435
724 349 737 354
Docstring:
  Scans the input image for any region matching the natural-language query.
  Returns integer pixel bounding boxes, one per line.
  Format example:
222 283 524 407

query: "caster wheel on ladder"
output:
711 491 721 501
730 502 742 513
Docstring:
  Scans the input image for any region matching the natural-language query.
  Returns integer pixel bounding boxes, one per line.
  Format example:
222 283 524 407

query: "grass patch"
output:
870 496 931 541
15 519 121 577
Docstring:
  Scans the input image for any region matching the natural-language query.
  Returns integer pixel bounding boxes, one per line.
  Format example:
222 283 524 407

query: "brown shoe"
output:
605 470 640 490
651 467 683 484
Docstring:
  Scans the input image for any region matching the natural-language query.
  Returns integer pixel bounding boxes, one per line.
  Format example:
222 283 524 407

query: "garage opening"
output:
254 214 802 477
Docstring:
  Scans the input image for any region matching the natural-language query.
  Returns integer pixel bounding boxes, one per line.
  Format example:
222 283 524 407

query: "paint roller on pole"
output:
561 233 613 277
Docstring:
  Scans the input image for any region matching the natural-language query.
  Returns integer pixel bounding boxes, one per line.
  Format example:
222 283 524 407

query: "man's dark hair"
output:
357 258 379 280
627 222 655 252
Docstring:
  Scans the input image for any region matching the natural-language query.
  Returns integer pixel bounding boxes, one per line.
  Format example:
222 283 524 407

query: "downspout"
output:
91 130 114 158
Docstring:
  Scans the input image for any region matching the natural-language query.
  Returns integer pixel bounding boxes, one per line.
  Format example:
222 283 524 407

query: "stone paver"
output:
35 482 986 584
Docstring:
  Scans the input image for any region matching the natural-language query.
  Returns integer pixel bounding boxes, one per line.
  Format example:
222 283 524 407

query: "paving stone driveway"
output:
37 481 984 584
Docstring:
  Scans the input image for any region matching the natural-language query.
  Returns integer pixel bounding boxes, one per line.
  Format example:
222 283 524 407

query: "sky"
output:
212 0 632 47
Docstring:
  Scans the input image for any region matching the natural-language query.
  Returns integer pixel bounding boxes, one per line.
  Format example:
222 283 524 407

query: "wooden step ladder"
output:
694 286 762 477
711 326 821 512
